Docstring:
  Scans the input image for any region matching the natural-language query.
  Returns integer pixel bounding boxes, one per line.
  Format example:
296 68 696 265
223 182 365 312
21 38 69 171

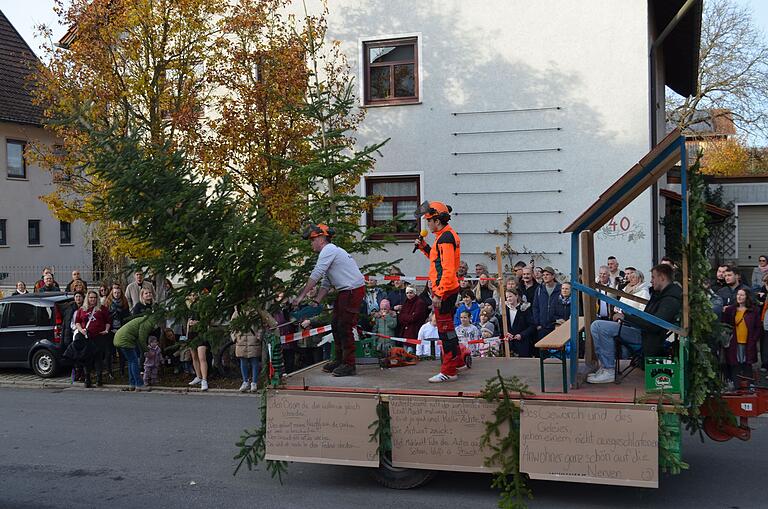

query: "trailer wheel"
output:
370 453 437 489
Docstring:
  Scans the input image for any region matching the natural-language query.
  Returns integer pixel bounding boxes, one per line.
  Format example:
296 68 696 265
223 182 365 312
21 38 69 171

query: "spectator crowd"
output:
5 251 768 391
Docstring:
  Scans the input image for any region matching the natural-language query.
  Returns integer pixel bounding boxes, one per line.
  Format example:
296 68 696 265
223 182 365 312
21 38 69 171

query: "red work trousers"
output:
433 289 461 376
332 286 365 367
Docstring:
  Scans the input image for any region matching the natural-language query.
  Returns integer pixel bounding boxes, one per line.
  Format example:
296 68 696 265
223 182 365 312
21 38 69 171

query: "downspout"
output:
648 0 699 264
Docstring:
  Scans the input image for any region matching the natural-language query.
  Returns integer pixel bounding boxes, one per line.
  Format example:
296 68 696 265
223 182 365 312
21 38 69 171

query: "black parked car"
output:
0 293 75 378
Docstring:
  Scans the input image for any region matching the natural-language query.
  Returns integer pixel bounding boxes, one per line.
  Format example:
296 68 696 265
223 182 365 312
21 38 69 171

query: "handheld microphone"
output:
412 229 429 253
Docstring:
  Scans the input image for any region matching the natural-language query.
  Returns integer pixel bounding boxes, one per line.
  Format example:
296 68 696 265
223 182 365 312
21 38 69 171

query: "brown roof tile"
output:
0 10 43 126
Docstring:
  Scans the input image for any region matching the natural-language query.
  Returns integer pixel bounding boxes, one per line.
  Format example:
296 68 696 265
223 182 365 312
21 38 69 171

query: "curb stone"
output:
0 380 257 396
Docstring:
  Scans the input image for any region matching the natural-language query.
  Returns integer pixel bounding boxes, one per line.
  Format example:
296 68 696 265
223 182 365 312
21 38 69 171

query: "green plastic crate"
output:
329 337 379 361
645 357 683 393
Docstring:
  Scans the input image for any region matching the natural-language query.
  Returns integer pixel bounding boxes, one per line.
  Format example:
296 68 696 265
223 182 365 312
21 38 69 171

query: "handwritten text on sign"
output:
389 396 502 473
265 391 379 467
519 401 658 488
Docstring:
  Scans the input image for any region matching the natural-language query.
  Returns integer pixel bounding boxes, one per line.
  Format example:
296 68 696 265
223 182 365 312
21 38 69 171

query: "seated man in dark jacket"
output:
587 263 682 384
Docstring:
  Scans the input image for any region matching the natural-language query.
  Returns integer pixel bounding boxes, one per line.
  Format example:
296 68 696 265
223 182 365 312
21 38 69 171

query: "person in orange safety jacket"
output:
414 201 465 382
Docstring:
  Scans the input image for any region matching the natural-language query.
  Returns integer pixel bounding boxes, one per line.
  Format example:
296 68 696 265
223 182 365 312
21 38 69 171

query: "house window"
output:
366 176 420 238
60 221 72 245
7 140 26 178
363 37 418 105
0 219 6 246
28 220 40 245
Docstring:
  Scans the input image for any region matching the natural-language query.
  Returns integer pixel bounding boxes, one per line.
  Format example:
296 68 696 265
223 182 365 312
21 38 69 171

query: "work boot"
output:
322 360 341 373
332 364 356 377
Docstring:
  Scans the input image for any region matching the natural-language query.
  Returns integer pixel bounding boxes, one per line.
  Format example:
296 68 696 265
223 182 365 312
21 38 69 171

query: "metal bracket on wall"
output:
452 148 561 156
453 210 562 215
452 127 562 136
451 106 562 116
452 168 562 176
458 231 562 235
453 190 561 195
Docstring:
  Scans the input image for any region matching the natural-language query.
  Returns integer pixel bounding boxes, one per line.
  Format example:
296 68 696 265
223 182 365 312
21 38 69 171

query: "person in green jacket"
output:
114 315 157 391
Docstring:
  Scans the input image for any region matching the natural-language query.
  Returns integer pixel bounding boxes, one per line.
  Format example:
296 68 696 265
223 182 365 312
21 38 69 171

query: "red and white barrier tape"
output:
280 325 504 347
365 275 500 283
279 324 332 344
361 330 502 346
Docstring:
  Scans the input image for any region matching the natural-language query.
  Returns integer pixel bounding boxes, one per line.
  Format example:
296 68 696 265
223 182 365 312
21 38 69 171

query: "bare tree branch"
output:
666 0 768 142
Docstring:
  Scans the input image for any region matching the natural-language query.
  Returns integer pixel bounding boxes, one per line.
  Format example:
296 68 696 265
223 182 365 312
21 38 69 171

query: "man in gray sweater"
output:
293 223 365 377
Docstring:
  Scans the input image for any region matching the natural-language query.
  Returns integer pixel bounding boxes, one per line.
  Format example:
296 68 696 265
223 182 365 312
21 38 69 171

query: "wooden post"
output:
580 230 597 366
496 246 510 357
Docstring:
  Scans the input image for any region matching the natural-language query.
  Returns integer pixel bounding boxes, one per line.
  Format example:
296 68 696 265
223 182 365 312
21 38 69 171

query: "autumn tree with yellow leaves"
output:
33 0 386 266
33 0 225 263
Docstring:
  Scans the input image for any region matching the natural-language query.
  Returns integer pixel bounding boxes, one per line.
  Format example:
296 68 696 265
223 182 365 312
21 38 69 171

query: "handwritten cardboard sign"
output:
265 390 379 467
519 401 659 488
388 395 501 472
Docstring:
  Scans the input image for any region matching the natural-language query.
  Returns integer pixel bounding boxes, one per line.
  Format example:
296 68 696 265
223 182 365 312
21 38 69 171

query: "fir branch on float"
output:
480 370 533 509
681 154 732 437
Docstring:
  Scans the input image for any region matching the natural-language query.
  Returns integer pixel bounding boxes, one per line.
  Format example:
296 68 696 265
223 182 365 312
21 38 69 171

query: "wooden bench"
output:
534 317 584 393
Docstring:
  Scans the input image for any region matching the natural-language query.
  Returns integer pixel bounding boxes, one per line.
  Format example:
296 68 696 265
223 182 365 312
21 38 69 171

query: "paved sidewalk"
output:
0 369 245 394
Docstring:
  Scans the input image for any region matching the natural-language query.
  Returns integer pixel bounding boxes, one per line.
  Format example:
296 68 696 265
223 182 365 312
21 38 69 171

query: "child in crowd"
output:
373 299 398 337
416 313 440 358
372 299 398 354
454 290 481 326
176 336 194 374
143 336 163 388
477 310 499 357
554 281 572 325
482 298 501 331
456 310 481 354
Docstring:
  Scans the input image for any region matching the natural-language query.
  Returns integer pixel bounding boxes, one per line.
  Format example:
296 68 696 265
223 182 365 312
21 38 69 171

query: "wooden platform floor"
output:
283 357 659 403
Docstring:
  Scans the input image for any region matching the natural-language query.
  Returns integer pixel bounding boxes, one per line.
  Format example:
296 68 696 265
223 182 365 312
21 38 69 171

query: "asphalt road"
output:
0 387 766 509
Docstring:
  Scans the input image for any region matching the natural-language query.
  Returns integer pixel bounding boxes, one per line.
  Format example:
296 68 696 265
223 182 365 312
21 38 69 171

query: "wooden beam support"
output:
496 246 510 357
580 230 597 365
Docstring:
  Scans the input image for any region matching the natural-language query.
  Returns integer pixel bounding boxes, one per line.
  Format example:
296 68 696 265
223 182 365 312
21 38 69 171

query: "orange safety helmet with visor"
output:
301 223 335 240
415 201 452 222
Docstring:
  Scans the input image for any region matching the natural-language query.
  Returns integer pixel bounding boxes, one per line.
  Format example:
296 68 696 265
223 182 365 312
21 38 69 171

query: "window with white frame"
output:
363 37 419 106
28 220 40 245
60 221 72 245
366 176 420 238
7 139 26 178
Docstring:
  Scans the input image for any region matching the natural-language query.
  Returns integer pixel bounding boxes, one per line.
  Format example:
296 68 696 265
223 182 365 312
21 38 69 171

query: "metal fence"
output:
0 265 113 289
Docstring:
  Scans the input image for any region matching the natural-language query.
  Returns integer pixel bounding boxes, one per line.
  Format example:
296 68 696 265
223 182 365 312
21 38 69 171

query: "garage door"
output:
738 205 768 266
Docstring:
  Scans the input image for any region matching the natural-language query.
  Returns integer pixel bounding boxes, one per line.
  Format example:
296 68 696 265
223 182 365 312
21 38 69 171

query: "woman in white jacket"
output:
618 270 651 312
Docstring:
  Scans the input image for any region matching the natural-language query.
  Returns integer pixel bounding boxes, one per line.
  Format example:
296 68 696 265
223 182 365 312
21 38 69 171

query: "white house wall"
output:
0 122 91 287
297 0 655 277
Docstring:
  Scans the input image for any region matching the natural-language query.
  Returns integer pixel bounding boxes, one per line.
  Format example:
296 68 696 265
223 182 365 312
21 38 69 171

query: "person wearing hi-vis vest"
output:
293 223 366 377
413 201 464 382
